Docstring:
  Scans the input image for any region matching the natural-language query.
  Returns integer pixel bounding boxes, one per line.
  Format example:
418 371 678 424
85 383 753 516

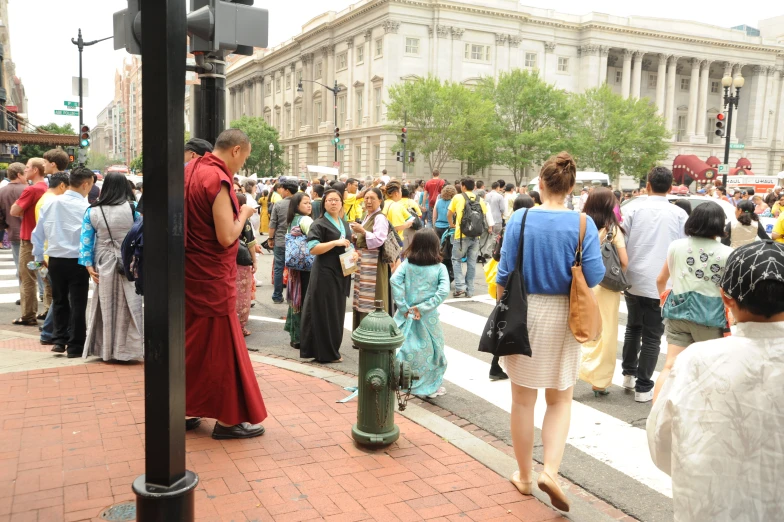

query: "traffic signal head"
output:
396 151 403 162
113 0 142 55
408 151 415 163
715 112 725 137
187 0 269 55
334 127 340 144
80 125 90 148
401 127 407 144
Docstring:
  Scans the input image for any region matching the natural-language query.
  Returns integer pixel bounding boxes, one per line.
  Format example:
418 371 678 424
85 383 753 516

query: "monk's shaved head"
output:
215 129 250 151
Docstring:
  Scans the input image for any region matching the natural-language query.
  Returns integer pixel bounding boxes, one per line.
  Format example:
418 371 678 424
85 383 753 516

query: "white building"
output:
223 0 784 182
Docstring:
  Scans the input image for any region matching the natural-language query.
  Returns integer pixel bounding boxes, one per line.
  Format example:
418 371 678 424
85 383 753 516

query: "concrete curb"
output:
249 353 617 522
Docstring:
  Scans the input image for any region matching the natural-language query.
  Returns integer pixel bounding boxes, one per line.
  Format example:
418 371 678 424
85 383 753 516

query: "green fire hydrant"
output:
351 300 418 446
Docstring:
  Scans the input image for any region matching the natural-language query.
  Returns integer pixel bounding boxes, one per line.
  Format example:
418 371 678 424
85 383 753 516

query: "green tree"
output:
86 151 112 172
386 76 496 173
16 122 77 165
477 69 572 185
184 130 191 143
571 85 670 183
129 152 143 173
229 115 287 176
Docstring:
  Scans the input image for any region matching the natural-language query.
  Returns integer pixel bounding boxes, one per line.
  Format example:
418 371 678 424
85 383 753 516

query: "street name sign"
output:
64 101 79 108
729 143 745 150
55 110 79 116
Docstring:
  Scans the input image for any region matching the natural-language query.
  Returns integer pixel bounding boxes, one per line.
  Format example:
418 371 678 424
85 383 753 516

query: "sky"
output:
7 0 784 131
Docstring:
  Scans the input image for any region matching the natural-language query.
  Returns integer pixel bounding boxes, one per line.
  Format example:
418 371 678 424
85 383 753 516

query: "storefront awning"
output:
672 155 718 184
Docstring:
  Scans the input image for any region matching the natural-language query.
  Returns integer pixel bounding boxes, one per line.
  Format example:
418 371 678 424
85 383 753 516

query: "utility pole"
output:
71 30 112 165
192 53 226 145
402 111 407 178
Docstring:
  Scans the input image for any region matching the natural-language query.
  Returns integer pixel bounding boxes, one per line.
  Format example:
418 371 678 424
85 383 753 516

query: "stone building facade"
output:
224 0 784 181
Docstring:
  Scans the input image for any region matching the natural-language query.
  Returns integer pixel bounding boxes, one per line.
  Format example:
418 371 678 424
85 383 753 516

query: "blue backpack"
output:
121 216 144 295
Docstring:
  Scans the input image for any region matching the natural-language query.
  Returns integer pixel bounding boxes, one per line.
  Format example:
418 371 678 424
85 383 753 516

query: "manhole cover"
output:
100 501 136 521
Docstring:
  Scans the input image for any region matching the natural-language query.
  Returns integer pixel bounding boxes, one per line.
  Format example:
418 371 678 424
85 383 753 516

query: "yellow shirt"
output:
773 214 784 244
448 191 487 240
401 198 422 217
382 199 413 229
270 192 282 204
343 192 364 222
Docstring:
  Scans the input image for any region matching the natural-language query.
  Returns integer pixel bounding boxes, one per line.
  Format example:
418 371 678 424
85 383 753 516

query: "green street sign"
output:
63 101 79 108
729 143 745 150
337 145 345 151
54 109 79 116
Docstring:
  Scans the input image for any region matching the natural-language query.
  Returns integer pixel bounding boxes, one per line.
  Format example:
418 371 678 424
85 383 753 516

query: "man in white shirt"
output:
648 240 784 521
621 167 688 403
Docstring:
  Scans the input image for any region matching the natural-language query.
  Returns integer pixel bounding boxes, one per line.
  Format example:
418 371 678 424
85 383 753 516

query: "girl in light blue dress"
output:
392 229 450 398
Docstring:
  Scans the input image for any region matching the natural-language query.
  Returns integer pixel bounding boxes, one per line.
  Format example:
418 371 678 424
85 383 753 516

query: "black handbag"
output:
598 225 631 292
478 209 532 357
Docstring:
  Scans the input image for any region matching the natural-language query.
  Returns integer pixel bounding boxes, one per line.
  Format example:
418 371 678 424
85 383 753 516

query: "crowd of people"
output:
1 130 780 518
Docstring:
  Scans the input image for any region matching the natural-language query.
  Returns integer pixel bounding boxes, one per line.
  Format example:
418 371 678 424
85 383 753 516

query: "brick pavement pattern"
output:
0 359 569 522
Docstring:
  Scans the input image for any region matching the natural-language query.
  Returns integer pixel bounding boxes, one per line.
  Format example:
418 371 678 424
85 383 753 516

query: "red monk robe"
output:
184 152 267 425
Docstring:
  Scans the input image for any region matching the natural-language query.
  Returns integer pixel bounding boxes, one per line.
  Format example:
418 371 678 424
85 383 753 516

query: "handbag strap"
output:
574 213 586 267
99 206 117 247
514 209 529 295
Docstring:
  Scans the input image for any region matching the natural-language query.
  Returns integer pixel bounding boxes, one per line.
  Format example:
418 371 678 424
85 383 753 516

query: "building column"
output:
254 76 263 118
325 45 335 128
686 58 700 139
598 46 609 85
693 60 710 143
655 54 667 115
749 65 769 146
621 49 633 99
365 30 373 127
509 36 523 70
301 55 313 133
543 41 556 84
775 69 784 147
494 33 508 77
450 27 464 81
630 51 643 99
762 66 777 141
245 79 254 117
345 37 354 130
579 45 600 91
665 56 678 138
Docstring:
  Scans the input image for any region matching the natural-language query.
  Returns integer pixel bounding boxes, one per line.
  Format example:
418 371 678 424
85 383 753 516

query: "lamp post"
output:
720 73 744 189
297 79 341 163
269 142 274 178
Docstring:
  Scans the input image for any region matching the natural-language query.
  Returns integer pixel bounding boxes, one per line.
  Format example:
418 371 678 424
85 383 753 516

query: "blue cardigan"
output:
497 208 605 295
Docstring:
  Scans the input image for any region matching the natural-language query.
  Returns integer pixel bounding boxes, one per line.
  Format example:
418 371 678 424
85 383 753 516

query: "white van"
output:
528 171 611 194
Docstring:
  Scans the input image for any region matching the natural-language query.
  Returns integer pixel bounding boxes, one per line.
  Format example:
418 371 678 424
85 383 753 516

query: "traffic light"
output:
112 0 142 55
408 151 415 163
401 127 407 145
68 148 75 164
187 0 269 55
334 127 340 144
80 125 90 148
396 151 403 162
715 113 726 137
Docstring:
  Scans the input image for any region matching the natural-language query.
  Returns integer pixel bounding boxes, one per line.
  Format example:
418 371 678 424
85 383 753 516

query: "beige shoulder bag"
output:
569 213 602 343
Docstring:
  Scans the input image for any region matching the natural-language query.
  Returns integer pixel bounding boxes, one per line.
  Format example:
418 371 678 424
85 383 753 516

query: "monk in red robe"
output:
184 129 267 439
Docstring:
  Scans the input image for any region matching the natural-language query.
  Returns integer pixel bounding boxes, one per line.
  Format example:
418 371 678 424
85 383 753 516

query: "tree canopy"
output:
129 152 143 173
16 122 77 166
570 85 671 182
229 116 288 176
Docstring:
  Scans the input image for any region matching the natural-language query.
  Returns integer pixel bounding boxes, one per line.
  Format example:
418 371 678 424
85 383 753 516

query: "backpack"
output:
598 225 631 293
121 216 144 296
459 193 484 238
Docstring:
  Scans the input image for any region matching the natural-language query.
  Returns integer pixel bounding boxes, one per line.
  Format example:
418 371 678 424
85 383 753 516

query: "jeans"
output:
49 257 90 354
621 292 665 393
18 240 38 322
40 305 54 343
10 240 20 283
272 245 286 301
451 236 480 295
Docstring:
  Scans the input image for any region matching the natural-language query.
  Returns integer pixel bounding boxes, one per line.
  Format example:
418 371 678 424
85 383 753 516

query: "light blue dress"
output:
392 260 450 396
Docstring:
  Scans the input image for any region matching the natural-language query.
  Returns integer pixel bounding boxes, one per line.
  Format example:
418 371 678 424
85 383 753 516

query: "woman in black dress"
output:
300 189 356 363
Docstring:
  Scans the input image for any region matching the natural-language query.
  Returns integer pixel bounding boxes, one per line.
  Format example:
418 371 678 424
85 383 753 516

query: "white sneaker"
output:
255 278 263 287
427 387 447 399
635 390 653 403
622 375 637 390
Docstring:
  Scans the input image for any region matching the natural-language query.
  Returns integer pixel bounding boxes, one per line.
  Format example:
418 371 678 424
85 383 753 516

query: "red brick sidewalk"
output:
0 359 568 522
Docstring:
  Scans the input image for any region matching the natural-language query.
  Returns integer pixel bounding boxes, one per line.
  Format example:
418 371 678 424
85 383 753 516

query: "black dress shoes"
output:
185 418 202 431
212 422 266 440
50 345 65 353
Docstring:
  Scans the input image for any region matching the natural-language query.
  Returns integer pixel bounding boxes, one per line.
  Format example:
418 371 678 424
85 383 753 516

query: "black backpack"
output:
121 216 144 295
459 193 484 238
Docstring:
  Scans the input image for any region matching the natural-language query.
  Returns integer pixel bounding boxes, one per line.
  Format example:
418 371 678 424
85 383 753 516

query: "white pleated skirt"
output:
500 294 581 390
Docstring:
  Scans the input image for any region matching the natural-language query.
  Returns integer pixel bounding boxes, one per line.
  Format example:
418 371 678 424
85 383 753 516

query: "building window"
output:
266 82 272 95
680 78 690 91
315 101 322 126
711 80 720 94
405 37 420 55
315 62 323 80
354 145 362 174
338 95 346 127
275 77 281 93
356 45 364 64
677 114 687 142
337 52 348 71
465 44 491 62
286 74 291 89
373 144 381 174
525 52 537 68
557 57 569 73
615 70 622 84
374 87 382 123
375 38 383 57
356 91 363 123
648 74 657 89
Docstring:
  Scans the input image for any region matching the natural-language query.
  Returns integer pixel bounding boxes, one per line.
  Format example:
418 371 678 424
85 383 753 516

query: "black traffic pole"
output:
132 0 198 520
721 81 742 190
71 30 112 165
192 53 226 146
297 79 341 163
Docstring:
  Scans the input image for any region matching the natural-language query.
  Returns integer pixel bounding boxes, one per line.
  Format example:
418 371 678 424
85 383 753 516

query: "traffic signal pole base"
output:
133 471 198 522
352 423 399 447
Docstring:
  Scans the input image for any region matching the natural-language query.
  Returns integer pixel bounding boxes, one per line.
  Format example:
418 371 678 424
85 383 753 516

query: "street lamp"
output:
269 142 275 178
298 79 341 162
720 73 744 189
